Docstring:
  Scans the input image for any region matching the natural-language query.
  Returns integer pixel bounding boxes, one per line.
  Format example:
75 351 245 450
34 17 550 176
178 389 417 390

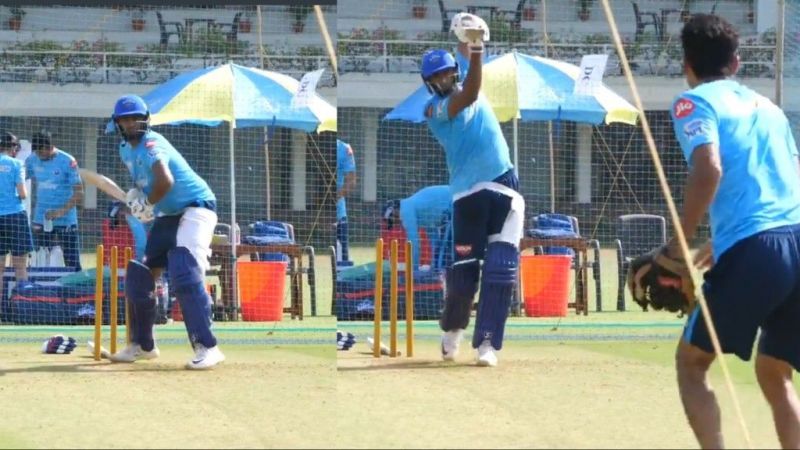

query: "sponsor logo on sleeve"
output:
683 119 707 139
673 98 695 119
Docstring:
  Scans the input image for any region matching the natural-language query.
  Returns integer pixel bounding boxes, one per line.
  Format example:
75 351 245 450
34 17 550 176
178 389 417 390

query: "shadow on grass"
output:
0 356 188 375
338 352 479 371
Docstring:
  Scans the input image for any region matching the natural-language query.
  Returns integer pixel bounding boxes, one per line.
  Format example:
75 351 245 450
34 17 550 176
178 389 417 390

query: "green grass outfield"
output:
0 319 335 449
335 243 795 449
337 317 798 449
2 246 790 448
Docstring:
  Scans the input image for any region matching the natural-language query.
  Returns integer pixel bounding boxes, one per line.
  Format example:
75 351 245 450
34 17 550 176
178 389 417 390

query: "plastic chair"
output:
436 0 464 33
526 213 603 311
631 1 660 42
214 11 242 43
156 11 184 47
614 214 667 311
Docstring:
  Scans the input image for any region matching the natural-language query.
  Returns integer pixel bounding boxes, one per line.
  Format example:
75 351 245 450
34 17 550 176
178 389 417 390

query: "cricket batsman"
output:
107 94 224 370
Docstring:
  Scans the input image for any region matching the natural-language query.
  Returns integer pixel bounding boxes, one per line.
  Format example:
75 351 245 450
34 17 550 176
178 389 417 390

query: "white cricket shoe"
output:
186 344 225 370
476 339 498 367
441 329 464 361
108 344 160 363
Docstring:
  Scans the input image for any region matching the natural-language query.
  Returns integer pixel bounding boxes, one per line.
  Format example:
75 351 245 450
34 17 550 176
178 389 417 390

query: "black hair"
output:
31 130 53 150
681 14 739 79
0 131 18 149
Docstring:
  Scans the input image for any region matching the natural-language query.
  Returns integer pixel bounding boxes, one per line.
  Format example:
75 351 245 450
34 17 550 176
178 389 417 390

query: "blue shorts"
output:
683 224 800 370
144 215 181 269
0 211 33 256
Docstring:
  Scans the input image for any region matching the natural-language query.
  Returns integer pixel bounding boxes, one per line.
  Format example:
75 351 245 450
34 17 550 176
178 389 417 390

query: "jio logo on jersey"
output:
674 98 695 119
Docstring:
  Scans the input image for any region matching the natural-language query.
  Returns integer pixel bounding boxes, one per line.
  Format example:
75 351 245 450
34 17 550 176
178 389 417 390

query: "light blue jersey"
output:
400 185 452 267
0 153 24 216
337 139 356 220
425 93 513 195
25 149 80 226
671 79 800 258
119 130 215 216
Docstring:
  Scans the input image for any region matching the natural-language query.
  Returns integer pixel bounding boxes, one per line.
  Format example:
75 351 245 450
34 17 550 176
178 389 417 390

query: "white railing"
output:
338 38 777 78
0 50 335 85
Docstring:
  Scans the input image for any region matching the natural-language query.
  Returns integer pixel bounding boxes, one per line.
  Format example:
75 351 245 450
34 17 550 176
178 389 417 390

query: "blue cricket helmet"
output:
112 94 149 119
420 49 458 80
111 94 150 141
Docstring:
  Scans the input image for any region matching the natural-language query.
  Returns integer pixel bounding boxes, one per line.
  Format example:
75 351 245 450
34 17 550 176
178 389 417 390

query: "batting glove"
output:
126 188 154 223
450 12 490 53
42 335 77 354
337 330 356 351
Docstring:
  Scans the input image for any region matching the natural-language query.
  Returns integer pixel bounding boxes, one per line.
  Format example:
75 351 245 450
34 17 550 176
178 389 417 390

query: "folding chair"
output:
614 214 667 311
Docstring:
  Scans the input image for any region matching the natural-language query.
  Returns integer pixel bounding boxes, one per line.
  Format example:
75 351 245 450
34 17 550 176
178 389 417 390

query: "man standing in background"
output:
25 130 83 271
0 132 33 303
336 139 357 266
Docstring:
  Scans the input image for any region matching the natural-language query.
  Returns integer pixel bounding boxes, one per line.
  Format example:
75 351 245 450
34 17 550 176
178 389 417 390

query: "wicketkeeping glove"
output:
42 335 77 354
627 244 696 316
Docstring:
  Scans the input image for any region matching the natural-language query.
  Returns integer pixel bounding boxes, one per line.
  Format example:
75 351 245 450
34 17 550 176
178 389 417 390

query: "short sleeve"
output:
142 138 169 167
15 160 24 185
426 96 452 124
65 155 81 185
785 119 798 158
339 142 356 173
670 95 718 163
24 155 33 180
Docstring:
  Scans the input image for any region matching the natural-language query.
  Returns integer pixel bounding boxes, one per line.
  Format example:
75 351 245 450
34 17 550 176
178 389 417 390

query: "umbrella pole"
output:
548 121 555 213
513 118 519 178
264 129 271 220
229 123 238 321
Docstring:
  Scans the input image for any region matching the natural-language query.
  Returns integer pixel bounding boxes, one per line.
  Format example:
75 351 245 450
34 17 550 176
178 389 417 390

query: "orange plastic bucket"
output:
520 254 572 317
237 261 288 321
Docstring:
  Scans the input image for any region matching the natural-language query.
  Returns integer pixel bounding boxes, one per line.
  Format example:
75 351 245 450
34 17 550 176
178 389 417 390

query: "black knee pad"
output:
447 259 480 299
440 259 480 331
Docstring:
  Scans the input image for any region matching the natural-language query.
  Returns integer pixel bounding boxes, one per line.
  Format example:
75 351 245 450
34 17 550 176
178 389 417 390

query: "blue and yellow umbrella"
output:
481 51 638 125
385 50 639 211
120 63 336 225
385 51 637 126
144 62 336 132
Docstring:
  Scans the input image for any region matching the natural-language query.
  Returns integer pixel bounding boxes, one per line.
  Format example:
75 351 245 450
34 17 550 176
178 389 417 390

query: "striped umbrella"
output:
132 63 336 227
130 63 335 315
145 63 336 132
385 50 637 126
385 50 639 211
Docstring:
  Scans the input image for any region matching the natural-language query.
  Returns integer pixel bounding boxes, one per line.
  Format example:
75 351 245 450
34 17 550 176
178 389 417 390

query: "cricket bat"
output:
79 168 126 202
